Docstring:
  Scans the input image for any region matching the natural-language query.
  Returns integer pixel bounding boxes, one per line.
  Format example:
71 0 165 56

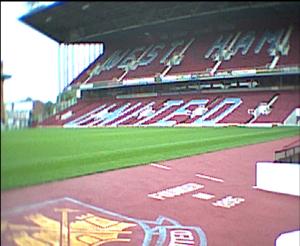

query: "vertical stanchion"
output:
89 43 92 66
66 43 69 89
71 43 74 83
57 43 62 111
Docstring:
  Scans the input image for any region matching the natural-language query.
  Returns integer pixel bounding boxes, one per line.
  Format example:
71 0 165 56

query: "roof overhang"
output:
19 1 300 44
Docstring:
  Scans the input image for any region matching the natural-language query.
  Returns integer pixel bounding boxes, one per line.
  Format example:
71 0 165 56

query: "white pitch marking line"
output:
192 192 215 200
1 197 67 217
150 163 171 170
196 173 224 183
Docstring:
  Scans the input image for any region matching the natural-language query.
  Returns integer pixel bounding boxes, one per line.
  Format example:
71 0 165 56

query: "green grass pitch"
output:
1 126 299 190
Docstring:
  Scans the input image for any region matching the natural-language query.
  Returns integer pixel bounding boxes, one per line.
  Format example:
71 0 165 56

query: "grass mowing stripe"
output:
1 126 299 190
2 127 294 171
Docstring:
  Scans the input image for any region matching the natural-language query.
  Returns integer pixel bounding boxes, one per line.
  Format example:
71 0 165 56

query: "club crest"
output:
1 197 207 245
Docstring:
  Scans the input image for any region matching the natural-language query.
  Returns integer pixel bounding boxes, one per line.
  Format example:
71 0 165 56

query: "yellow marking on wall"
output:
1 208 137 245
14 232 48 246
70 213 136 245
10 214 61 245
25 213 60 229
55 208 78 246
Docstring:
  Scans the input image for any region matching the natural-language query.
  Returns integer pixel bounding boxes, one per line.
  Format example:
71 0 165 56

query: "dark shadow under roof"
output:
19 1 300 44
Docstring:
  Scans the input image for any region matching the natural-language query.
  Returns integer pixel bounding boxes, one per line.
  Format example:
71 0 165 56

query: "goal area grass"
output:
1 126 299 190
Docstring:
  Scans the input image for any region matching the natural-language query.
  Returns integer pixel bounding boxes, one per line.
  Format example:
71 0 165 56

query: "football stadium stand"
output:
4 2 299 246
39 89 299 128
17 2 298 129
70 24 299 85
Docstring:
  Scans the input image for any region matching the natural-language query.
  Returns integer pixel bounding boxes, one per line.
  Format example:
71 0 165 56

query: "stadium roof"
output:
19 1 300 44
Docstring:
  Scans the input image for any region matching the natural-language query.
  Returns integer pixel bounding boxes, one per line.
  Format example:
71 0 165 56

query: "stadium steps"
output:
185 95 220 124
118 101 156 126
107 102 145 126
220 92 275 124
63 101 104 126
88 102 124 126
253 91 300 123
41 100 90 126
